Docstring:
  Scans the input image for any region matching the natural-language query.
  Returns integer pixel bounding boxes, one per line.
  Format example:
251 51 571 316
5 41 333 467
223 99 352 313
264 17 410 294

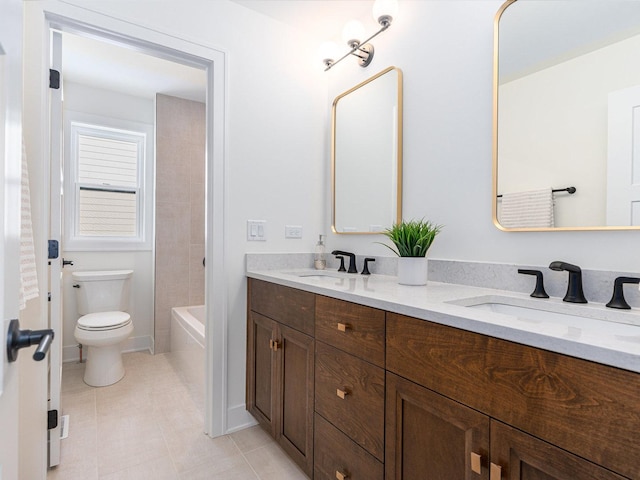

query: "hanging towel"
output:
19 140 39 310
499 188 555 228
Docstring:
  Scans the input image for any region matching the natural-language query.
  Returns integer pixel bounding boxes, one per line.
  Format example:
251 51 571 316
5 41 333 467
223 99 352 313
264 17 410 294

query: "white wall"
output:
61 82 155 361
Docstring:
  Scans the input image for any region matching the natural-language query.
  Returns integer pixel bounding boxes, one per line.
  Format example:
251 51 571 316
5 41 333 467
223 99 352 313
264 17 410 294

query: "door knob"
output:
6 319 54 363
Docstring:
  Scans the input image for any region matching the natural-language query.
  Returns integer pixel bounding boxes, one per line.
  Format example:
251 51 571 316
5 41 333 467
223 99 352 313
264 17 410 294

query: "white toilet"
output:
72 270 134 387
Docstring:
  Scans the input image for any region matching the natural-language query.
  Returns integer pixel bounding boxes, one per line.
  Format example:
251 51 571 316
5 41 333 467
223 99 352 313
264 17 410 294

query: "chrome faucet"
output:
331 250 357 273
549 261 587 303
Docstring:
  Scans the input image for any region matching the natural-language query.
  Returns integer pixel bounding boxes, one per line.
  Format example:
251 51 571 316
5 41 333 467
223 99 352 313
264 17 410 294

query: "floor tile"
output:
230 425 273 454
99 455 179 480
48 351 310 480
244 443 309 480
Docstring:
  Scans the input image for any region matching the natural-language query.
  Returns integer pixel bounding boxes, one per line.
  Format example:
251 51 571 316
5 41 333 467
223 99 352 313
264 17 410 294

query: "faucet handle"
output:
517 269 549 298
361 258 375 275
606 276 640 309
335 255 346 272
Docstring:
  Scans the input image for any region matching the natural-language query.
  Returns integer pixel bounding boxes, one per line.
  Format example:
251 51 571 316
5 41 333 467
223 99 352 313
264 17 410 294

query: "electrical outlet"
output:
285 225 303 239
247 220 266 241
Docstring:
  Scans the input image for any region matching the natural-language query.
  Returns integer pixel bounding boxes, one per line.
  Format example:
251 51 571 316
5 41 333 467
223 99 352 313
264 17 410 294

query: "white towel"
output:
499 188 555 228
19 141 39 310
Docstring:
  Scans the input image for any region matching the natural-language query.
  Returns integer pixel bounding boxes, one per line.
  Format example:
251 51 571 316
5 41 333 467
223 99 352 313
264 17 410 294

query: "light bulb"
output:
342 20 366 48
318 41 339 67
373 0 398 27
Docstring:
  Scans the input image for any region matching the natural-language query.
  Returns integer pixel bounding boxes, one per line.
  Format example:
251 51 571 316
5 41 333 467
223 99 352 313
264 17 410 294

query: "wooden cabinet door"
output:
386 372 490 480
490 421 627 480
278 323 315 476
246 312 277 436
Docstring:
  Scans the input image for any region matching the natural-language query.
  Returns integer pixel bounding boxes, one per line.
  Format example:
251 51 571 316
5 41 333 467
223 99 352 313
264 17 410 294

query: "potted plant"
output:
379 219 442 285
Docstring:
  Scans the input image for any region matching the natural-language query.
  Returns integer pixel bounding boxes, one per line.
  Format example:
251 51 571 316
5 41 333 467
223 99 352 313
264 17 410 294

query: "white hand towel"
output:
499 188 555 229
19 140 39 310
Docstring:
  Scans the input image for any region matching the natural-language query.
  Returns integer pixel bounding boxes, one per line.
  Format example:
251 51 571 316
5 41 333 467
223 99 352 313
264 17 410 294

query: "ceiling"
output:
61 1 374 103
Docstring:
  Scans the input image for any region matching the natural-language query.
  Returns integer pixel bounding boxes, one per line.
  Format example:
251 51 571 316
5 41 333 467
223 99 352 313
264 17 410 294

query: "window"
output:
65 113 153 250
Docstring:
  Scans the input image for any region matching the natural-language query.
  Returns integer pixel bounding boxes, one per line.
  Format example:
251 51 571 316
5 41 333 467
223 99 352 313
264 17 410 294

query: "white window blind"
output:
76 132 140 237
77 134 138 187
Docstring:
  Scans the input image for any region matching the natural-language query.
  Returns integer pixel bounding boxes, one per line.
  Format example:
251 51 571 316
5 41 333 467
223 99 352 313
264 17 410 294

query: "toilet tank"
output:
71 270 133 315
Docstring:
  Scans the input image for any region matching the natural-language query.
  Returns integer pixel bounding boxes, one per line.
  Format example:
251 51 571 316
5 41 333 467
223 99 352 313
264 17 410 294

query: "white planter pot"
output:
397 257 428 286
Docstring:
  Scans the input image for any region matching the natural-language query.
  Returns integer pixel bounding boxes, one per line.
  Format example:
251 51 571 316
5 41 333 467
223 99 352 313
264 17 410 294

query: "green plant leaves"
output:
378 219 442 257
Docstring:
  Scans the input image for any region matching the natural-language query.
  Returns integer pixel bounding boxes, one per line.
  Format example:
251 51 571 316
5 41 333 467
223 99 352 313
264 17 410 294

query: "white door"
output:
606 85 640 226
48 30 64 467
0 0 24 478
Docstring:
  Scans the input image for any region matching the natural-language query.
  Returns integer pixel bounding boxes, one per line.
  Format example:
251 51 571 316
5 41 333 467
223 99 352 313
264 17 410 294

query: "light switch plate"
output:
285 225 303 239
247 220 266 241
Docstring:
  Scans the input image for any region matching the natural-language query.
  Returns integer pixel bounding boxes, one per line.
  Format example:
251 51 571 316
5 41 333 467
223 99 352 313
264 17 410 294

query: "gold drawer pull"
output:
337 322 351 332
470 452 482 475
272 340 280 351
335 470 349 480
336 388 349 399
490 463 502 480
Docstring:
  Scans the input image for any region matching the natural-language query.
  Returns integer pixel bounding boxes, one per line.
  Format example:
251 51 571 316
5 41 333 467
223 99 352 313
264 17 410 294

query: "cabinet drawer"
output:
249 278 315 336
315 295 385 367
314 413 383 480
315 341 385 460
386 312 640 479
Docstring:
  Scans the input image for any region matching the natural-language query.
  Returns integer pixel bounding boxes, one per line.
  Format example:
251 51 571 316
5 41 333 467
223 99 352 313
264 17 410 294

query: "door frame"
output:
37 6 228 437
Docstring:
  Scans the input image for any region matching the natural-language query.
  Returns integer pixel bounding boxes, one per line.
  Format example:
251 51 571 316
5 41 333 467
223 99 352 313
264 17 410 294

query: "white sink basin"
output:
448 295 640 339
467 301 590 326
284 270 350 281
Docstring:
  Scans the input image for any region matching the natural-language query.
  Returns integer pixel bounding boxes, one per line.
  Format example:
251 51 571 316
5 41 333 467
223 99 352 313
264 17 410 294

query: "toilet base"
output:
83 344 125 387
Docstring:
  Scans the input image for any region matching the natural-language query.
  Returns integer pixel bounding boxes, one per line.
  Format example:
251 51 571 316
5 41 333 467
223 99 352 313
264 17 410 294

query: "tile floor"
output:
47 351 309 479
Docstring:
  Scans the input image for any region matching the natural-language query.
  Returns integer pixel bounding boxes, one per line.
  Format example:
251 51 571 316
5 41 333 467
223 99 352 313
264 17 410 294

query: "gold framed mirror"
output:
494 0 640 231
332 66 403 234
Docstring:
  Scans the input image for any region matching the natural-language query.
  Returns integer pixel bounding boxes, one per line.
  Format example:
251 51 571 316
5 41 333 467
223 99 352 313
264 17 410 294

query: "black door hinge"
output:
48 240 59 259
49 69 60 89
48 409 58 430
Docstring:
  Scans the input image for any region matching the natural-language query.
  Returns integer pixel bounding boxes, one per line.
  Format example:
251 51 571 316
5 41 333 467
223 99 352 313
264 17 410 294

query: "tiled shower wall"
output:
155 94 205 353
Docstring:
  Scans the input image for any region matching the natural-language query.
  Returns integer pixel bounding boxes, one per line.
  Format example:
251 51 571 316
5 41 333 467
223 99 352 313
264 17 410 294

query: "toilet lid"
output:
78 311 131 330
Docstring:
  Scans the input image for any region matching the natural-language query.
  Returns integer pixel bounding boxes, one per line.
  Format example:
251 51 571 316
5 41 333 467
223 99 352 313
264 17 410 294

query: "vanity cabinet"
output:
386 312 638 480
247 278 640 479
246 280 315 476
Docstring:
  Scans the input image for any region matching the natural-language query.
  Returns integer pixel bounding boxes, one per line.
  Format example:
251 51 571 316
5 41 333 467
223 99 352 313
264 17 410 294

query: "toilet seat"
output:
77 311 131 331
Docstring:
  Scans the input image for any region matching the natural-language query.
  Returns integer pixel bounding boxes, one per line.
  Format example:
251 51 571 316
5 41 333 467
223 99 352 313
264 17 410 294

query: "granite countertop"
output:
246 268 640 374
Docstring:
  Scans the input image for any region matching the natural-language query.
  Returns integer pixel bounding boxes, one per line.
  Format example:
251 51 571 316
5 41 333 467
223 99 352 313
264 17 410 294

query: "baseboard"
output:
62 334 153 363
225 403 257 434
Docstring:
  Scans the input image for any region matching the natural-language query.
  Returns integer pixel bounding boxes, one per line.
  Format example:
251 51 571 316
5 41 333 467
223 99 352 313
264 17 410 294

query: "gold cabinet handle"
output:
490 463 502 480
335 470 349 480
470 452 482 475
337 322 351 332
272 340 280 351
336 388 349 399
269 339 274 350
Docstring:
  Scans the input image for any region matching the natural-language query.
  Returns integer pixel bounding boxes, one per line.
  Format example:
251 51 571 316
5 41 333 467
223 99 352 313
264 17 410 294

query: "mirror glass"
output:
332 67 403 234
494 0 640 230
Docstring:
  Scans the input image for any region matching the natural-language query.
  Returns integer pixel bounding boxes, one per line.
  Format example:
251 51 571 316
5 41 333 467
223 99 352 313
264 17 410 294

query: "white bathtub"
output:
170 305 205 414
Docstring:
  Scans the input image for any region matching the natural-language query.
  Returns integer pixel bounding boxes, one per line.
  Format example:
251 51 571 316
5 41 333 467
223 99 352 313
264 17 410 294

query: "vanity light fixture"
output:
321 0 398 71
